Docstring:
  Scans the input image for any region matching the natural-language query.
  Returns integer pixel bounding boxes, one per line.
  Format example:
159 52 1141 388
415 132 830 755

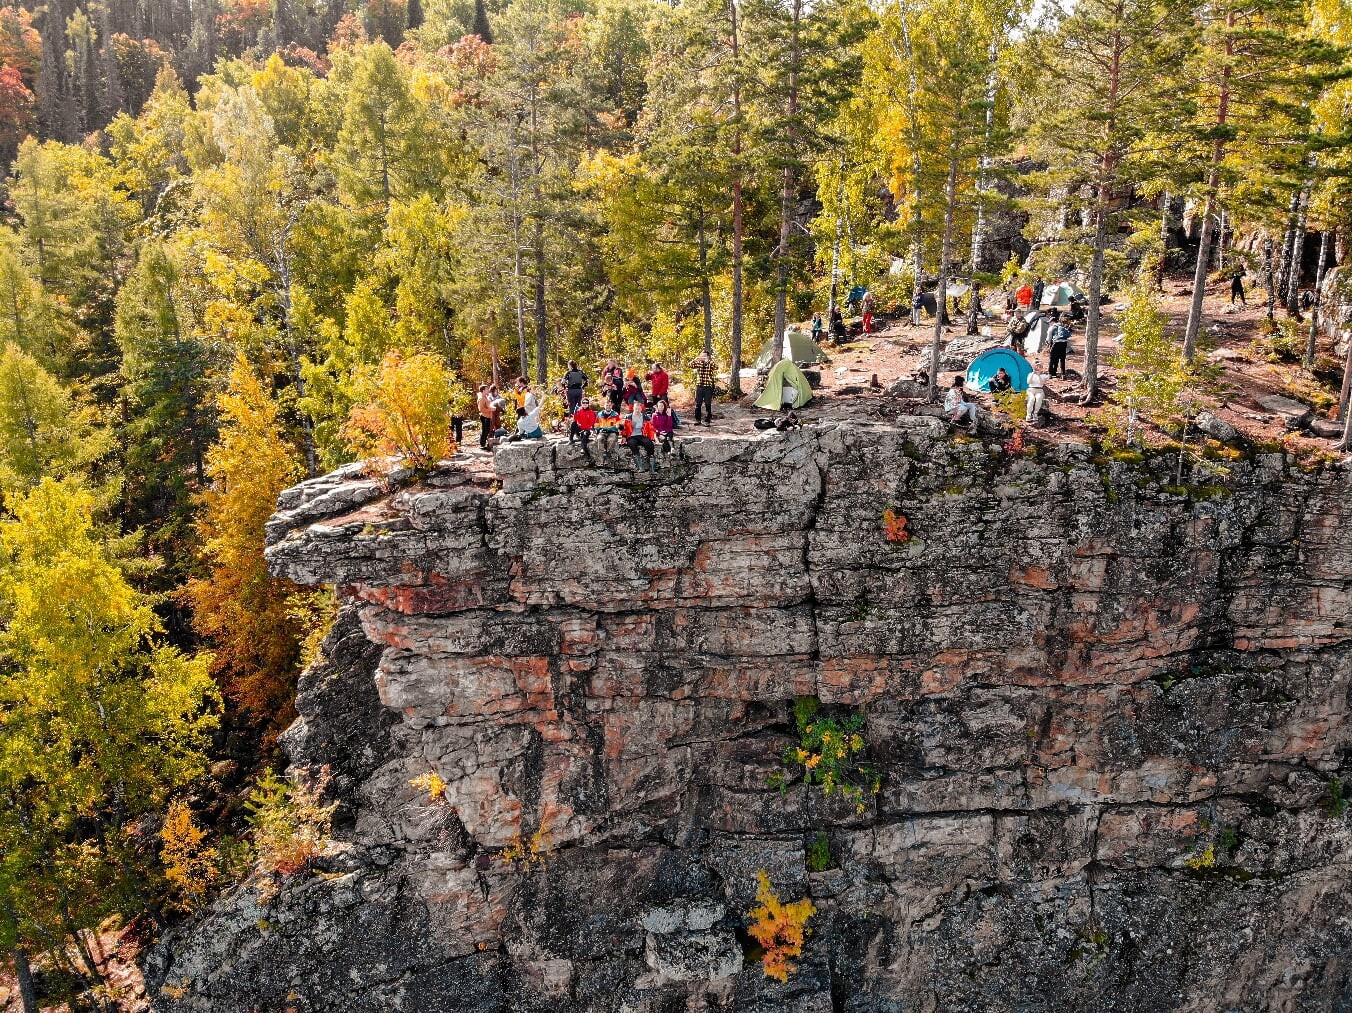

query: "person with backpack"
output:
1230 268 1247 306
1047 314 1071 378
1007 312 1031 355
562 360 589 414
861 290 875 334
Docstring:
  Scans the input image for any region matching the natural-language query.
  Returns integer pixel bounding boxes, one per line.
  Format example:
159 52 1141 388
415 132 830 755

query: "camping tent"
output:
966 348 1033 393
753 329 829 370
1041 281 1086 308
755 359 814 410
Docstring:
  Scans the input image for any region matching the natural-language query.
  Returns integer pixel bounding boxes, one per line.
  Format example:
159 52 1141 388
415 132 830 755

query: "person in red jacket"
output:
646 362 670 401
570 397 598 461
1015 282 1034 309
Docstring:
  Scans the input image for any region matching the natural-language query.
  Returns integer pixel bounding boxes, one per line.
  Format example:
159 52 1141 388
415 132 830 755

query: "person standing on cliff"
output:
693 352 716 426
476 384 494 450
646 362 670 402
562 360 589 415
861 290 875 334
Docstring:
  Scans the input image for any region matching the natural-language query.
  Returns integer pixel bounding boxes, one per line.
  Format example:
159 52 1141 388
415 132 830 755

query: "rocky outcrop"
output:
145 423 1352 1012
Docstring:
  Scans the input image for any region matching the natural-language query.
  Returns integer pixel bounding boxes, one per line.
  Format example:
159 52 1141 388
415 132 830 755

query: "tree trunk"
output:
1340 329 1352 450
1182 11 1233 359
1274 191 1300 298
1265 234 1277 321
1083 202 1108 404
926 153 959 401
1156 192 1171 289
770 0 802 367
827 159 844 322
533 217 547 384
12 946 37 1013
1215 210 1226 272
728 0 744 395
698 217 713 356
1286 182 1311 317
1304 230 1329 368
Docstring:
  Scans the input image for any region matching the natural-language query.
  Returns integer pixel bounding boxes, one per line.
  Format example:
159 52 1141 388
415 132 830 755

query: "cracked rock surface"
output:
145 423 1352 1011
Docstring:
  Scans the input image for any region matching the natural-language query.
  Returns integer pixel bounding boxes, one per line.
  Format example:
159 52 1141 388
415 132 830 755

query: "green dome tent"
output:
754 359 814 410
753 329 828 370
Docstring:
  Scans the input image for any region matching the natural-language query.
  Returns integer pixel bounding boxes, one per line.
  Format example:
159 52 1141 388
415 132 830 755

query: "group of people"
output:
474 351 723 471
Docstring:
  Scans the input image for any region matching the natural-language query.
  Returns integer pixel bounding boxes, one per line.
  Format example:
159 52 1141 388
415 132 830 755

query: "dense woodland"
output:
1 0 1352 1005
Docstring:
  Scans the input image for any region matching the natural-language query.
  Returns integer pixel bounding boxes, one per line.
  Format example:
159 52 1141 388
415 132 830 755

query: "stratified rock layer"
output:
146 423 1352 1012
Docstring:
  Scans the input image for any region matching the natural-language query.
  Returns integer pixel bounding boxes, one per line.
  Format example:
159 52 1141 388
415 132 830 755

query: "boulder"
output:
1256 394 1315 431
1191 410 1240 445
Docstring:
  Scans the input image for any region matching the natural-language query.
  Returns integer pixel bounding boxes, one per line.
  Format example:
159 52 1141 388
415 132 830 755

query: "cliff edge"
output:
145 421 1352 1012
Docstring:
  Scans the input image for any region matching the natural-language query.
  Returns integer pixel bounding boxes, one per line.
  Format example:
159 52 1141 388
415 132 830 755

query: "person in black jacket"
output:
562 360 589 414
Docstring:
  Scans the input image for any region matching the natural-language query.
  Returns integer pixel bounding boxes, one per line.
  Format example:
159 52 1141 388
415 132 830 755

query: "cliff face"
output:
146 421 1352 1012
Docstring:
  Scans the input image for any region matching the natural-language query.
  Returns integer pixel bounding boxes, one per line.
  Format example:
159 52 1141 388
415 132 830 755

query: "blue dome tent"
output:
966 348 1033 392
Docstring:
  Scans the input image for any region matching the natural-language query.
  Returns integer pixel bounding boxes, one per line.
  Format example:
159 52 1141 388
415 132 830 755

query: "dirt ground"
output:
670 274 1348 460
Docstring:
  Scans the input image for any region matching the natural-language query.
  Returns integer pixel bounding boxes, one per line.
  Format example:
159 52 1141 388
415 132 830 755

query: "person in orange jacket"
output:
624 403 657 472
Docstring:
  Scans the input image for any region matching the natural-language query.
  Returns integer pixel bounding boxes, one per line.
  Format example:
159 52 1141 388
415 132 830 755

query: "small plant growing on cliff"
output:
806 832 832 873
160 799 220 912
747 870 815 982
1323 777 1348 818
1183 843 1216 871
775 697 880 814
881 508 911 544
410 770 448 803
500 817 552 870
342 350 469 470
246 766 334 879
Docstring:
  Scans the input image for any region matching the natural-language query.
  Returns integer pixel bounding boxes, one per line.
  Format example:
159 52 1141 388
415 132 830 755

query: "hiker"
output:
652 399 675 454
624 403 658 472
1047 314 1071 378
595 405 623 462
1032 277 1045 308
488 384 507 431
646 362 670 402
811 312 824 343
1015 281 1034 310
623 376 646 409
861 290 875 334
830 306 846 341
1007 312 1030 355
476 384 494 449
945 376 979 434
1025 365 1047 424
570 396 598 459
563 360 589 414
508 404 543 441
966 283 983 336
693 352 716 425
601 358 624 411
1230 268 1247 306
989 367 1012 394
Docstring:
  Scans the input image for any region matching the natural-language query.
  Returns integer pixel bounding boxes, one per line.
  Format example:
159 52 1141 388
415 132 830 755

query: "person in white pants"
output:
1025 366 1047 423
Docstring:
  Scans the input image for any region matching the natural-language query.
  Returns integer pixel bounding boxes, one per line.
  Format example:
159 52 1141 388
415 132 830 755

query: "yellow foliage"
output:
342 349 465 470
500 818 552 871
246 768 334 879
183 355 307 733
747 870 815 982
409 770 447 803
160 799 220 912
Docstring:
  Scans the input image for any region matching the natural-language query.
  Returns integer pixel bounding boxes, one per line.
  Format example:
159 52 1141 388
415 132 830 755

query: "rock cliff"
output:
145 421 1352 1012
